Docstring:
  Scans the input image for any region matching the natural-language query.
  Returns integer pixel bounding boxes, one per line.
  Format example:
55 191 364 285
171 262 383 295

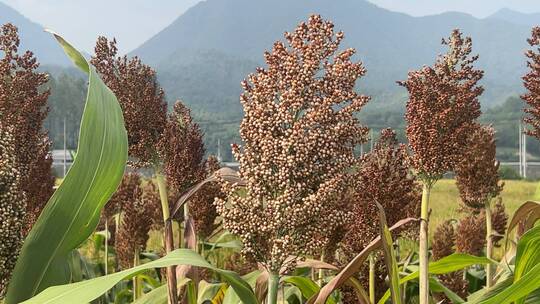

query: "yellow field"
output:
428 179 538 231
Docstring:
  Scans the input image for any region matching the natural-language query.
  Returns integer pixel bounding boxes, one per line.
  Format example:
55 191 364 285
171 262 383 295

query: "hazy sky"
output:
1 0 539 54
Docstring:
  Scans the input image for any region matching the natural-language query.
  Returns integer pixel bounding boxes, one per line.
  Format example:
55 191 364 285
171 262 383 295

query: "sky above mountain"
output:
0 0 538 54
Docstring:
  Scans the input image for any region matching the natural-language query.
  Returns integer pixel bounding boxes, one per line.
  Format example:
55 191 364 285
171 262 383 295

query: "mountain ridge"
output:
0 1 69 66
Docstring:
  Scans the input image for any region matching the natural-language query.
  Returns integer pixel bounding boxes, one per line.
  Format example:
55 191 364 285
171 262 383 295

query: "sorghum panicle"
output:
432 220 468 300
455 125 503 210
115 173 160 269
432 220 455 261
157 101 206 205
342 129 420 254
490 198 508 247
455 214 486 256
400 29 483 181
91 37 167 166
0 23 54 234
0 127 26 296
522 27 540 139
189 156 223 239
216 15 369 273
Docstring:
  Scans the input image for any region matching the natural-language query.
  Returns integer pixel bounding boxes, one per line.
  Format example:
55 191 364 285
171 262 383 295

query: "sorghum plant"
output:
92 38 205 302
455 125 503 286
0 127 26 296
0 23 54 235
115 173 159 269
215 14 369 303
157 101 206 224
399 29 482 302
432 220 469 301
189 156 222 240
522 27 540 139
91 37 167 167
341 129 420 301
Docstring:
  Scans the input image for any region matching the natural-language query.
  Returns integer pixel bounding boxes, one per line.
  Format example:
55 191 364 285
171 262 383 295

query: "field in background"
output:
430 179 538 231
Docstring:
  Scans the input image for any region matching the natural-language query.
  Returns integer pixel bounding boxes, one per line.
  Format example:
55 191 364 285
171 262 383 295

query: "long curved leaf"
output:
378 254 493 304
307 217 418 304
22 249 258 304
467 263 540 304
283 276 336 304
6 32 128 303
222 270 262 304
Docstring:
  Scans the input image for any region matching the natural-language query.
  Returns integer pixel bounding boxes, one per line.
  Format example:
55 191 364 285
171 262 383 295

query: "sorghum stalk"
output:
369 254 375 304
419 182 432 302
133 248 140 300
155 171 178 304
267 273 280 304
485 198 493 287
104 218 108 275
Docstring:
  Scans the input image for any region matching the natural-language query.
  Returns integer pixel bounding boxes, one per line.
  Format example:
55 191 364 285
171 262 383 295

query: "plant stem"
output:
267 272 280 304
104 218 108 275
369 254 375 304
156 171 178 304
419 182 432 304
133 248 140 300
485 199 493 288
318 253 325 286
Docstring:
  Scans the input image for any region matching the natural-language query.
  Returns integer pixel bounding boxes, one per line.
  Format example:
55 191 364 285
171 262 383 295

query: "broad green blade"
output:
470 225 540 304
133 278 191 304
222 270 261 304
429 278 465 303
466 263 540 304
378 254 492 304
283 276 337 304
197 281 227 303
5 32 128 303
22 249 258 304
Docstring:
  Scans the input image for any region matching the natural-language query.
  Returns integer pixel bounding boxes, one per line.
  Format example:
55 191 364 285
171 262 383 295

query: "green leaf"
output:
197 281 227 303
375 201 401 304
21 249 258 304
468 225 540 304
6 32 128 304
133 278 191 304
466 263 540 304
429 278 465 303
283 276 337 304
378 254 492 304
515 225 540 282
222 270 261 304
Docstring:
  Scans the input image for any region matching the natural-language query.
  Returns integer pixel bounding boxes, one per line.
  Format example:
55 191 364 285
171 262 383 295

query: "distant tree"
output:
0 23 54 235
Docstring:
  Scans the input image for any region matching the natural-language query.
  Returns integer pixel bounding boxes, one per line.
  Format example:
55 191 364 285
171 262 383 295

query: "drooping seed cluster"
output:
91 37 167 167
114 173 160 269
342 129 420 255
400 29 483 182
522 27 540 139
215 15 370 273
157 101 206 206
0 127 26 296
432 200 507 300
490 198 508 247
455 125 504 210
189 156 223 239
336 129 420 300
0 23 54 235
432 220 456 261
